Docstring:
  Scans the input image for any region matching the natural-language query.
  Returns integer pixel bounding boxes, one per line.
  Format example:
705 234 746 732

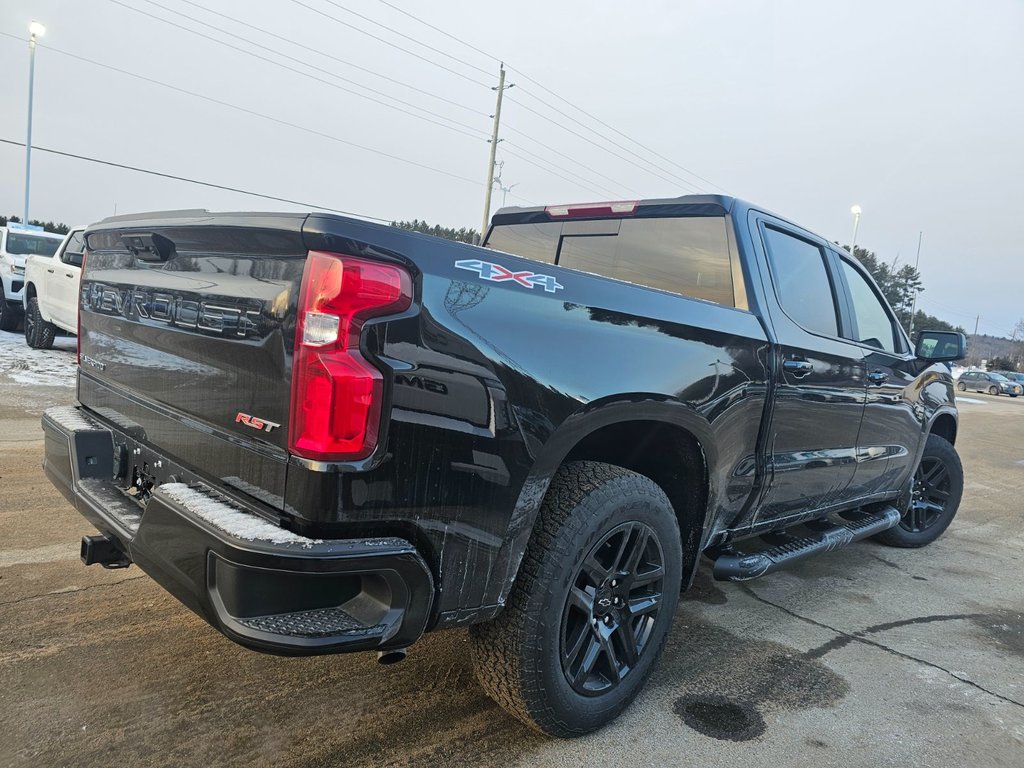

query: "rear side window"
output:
762 226 838 337
557 217 735 306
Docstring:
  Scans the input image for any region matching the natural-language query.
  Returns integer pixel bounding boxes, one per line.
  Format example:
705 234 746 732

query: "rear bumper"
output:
42 406 434 656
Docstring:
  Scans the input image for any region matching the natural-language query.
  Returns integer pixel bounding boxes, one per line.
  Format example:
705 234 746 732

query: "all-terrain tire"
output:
24 296 56 349
469 461 682 737
875 434 963 548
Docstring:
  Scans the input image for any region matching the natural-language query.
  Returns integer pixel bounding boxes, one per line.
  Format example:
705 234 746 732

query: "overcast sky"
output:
1 0 1021 335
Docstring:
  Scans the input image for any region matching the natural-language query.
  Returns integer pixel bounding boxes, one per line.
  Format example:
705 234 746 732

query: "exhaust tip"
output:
377 648 407 665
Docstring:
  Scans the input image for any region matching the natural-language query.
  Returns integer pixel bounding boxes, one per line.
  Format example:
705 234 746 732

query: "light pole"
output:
849 205 862 256
24 20 46 224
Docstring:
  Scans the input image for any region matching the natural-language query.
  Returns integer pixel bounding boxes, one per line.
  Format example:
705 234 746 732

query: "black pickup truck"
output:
43 195 966 736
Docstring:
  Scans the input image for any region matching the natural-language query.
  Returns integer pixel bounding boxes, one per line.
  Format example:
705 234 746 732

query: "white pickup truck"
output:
0 223 65 332
22 226 86 348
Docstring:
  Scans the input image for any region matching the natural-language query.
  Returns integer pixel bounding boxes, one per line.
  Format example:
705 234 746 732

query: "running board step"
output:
711 506 902 582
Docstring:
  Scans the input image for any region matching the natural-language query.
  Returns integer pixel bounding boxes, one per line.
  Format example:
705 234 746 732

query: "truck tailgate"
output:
80 213 308 510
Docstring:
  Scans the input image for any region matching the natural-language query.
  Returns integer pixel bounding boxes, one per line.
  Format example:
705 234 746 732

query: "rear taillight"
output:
289 251 412 462
77 251 86 365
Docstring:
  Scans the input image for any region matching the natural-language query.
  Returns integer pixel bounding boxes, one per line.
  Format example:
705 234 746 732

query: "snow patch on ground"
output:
0 330 77 388
159 483 322 547
956 397 986 405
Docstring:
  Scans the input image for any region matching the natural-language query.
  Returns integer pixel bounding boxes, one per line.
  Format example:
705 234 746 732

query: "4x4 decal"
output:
455 259 564 293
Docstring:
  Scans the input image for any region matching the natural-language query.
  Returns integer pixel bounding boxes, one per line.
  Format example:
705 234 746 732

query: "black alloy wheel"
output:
902 455 952 533
560 521 665 696
875 433 963 548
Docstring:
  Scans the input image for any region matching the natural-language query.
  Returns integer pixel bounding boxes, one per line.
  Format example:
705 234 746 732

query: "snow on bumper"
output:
41 405 434 655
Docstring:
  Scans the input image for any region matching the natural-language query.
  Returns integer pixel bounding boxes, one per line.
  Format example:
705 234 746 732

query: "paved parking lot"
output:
1 329 1022 767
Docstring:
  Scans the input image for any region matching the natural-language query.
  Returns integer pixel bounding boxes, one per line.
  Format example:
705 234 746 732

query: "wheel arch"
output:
929 409 958 445
499 395 716 604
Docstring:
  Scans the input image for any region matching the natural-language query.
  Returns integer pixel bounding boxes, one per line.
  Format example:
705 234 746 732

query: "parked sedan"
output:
994 370 1024 386
957 370 1023 397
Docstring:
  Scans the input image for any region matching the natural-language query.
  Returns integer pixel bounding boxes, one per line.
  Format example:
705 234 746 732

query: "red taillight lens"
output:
289 251 412 462
77 250 87 365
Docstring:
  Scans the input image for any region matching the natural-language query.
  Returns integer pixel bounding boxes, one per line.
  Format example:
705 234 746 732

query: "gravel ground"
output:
0 328 1022 767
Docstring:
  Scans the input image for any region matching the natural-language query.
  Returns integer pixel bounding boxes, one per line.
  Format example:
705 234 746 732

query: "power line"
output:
0 137 392 221
288 0 491 87
109 0 488 141
174 0 483 119
509 86 716 193
509 70 729 194
503 131 641 196
374 0 499 64
369 0 727 194
315 0 493 78
499 147 615 200
505 97 703 193
0 31 618 205
0 31 484 188
112 1 662 201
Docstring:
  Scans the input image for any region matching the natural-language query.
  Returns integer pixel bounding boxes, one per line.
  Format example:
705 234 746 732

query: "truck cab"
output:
0 223 64 332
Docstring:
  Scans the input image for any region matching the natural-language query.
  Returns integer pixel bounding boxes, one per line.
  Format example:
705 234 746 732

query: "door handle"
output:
64 272 75 278
783 359 814 378
867 370 889 385
46 268 54 273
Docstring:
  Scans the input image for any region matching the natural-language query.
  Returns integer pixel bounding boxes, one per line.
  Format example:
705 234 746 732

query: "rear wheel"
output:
469 461 681 737
0 285 20 332
875 434 963 548
956 381 967 391
24 297 55 349
989 386 999 396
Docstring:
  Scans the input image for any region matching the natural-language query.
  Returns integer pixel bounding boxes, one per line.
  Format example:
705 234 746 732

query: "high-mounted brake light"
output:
544 201 639 218
289 251 412 462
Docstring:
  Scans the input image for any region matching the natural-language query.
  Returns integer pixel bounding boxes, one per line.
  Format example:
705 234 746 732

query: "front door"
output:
750 217 866 525
832 252 923 498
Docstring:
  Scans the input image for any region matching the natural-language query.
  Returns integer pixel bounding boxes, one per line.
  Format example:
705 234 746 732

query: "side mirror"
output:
65 251 84 268
915 330 967 362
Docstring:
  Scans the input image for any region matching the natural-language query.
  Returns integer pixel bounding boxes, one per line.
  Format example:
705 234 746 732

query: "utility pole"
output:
907 231 923 337
481 63 512 237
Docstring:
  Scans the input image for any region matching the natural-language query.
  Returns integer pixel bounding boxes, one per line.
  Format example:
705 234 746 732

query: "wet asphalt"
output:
1 332 1022 767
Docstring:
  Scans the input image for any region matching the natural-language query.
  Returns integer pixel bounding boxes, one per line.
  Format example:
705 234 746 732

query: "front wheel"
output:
469 461 682 737
875 434 963 548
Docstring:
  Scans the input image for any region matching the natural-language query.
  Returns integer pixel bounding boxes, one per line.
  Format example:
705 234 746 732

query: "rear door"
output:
749 214 866 524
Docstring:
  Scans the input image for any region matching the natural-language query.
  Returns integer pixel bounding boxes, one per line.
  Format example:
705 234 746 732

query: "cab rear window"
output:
485 215 740 307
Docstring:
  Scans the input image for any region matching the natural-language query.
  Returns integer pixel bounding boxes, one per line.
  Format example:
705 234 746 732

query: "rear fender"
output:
495 394 717 605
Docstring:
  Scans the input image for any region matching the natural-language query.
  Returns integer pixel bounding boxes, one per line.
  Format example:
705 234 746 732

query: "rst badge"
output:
235 412 280 433
455 259 564 293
